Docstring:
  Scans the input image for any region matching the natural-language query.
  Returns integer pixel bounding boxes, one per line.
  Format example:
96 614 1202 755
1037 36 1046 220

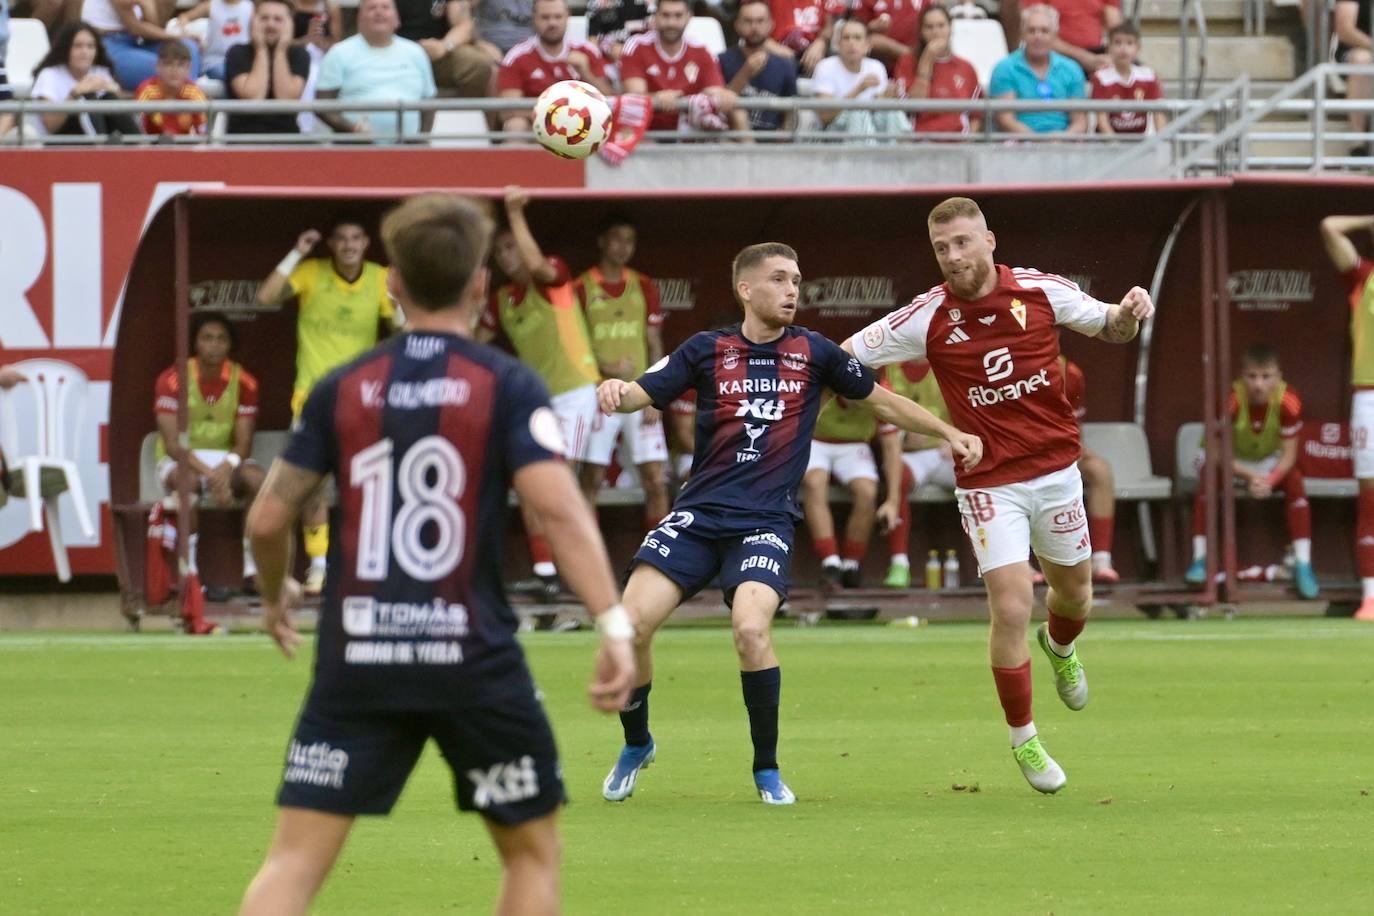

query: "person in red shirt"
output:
769 0 840 74
844 195 1155 795
852 0 923 69
1046 0 1122 76
1089 22 1164 134
1184 344 1318 599
619 0 743 134
135 41 208 137
498 0 613 134
1058 355 1120 583
891 3 982 135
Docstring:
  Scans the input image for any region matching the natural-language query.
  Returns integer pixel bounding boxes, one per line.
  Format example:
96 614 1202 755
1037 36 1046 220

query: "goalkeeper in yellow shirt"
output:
256 217 401 594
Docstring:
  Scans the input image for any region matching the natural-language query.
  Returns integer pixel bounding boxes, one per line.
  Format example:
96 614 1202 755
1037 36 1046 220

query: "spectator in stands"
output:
882 359 956 588
0 364 24 503
473 0 534 62
315 0 436 140
770 0 837 75
802 395 901 590
892 3 983 136
0 0 12 139
1334 0 1373 156
26 0 83 32
395 0 493 99
988 3 1086 134
30 22 140 137
620 0 744 136
498 0 611 134
134 39 206 136
1089 22 1164 134
850 0 921 71
172 0 251 80
812 19 910 139
1185 344 1319 599
80 0 203 90
255 217 398 594
152 311 264 593
224 0 309 136
587 0 649 66
577 215 670 527
1044 0 1120 76
291 0 341 50
720 0 799 135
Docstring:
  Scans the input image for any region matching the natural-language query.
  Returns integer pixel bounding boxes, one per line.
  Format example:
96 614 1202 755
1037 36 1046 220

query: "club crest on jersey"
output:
781 351 808 372
948 308 963 324
685 62 700 84
723 346 741 370
1010 300 1027 329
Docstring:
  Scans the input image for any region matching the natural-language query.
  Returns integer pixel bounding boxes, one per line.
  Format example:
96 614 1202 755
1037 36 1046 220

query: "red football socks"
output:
991 661 1033 727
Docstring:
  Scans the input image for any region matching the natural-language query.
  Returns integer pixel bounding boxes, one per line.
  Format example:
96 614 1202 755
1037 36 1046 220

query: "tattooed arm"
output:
1096 286 1155 343
245 459 323 658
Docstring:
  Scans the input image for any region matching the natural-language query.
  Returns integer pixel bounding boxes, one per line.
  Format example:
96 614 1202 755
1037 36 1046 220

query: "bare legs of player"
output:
239 808 560 916
577 460 670 533
1077 449 1119 582
729 581 782 672
801 471 877 589
621 564 687 687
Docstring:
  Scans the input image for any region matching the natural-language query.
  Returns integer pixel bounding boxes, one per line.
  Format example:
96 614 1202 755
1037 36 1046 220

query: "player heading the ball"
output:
843 196 1155 794
238 192 635 916
596 241 982 806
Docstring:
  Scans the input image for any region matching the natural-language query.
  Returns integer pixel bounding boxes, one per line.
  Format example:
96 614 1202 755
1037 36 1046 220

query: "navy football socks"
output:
740 667 781 772
620 682 652 747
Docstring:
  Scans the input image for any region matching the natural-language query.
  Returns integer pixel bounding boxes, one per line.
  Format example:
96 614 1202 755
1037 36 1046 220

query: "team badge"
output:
723 346 740 370
782 351 807 372
684 62 699 84
976 527 987 551
1010 299 1027 330
863 324 885 349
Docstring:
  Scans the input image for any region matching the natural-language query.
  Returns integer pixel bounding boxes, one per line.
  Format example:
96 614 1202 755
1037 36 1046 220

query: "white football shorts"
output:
806 440 878 484
552 383 599 464
955 463 1090 574
586 407 670 467
1352 389 1374 479
902 448 956 491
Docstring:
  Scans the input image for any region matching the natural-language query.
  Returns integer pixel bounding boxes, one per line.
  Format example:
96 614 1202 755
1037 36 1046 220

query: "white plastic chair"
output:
950 18 1008 90
566 15 589 46
430 109 491 147
0 359 97 582
6 19 51 99
685 17 727 56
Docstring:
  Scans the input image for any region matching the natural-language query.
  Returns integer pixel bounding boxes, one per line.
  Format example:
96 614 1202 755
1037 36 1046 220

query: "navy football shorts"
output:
276 678 565 825
631 508 794 605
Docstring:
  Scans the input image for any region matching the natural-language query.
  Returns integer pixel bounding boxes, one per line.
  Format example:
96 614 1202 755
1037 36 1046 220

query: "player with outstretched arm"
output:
596 242 983 806
842 196 1155 793
238 193 635 916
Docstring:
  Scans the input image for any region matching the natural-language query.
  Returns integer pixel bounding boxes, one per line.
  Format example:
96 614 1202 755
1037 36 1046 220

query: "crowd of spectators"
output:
0 0 1174 142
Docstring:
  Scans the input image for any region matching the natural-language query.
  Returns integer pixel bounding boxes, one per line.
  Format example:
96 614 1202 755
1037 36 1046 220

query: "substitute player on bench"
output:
238 193 635 916
596 242 982 806
844 196 1155 793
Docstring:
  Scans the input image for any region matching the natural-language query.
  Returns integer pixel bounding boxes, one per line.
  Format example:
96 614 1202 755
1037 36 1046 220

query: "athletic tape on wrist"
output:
276 250 303 277
596 604 635 641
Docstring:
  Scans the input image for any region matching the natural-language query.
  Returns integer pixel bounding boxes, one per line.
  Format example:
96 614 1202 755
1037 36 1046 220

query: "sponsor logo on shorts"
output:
742 532 791 554
976 526 988 550
739 555 782 575
468 756 540 809
966 368 1051 408
284 740 350 790
343 596 470 638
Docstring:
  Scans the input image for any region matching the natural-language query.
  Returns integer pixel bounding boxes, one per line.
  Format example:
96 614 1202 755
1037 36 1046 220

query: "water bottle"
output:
924 550 942 589
943 549 960 589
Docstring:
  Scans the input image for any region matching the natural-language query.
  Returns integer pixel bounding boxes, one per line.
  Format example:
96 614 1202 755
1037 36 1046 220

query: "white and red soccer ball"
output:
533 80 613 161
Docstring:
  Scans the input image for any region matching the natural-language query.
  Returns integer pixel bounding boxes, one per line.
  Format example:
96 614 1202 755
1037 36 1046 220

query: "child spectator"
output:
1089 21 1164 134
892 3 983 135
174 0 252 80
1186 344 1319 599
135 39 207 135
813 19 910 140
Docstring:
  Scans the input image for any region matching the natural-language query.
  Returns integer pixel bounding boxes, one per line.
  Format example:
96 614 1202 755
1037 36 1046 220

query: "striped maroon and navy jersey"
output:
637 324 875 526
282 331 562 711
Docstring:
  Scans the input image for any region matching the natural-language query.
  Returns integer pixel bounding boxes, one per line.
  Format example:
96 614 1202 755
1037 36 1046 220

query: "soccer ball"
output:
532 80 613 161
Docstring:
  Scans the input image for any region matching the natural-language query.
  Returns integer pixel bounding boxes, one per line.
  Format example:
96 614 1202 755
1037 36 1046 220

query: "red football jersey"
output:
769 0 842 49
853 0 924 47
618 32 725 131
1060 356 1086 420
892 52 982 134
154 359 259 416
1089 64 1162 133
851 265 1112 488
497 37 608 98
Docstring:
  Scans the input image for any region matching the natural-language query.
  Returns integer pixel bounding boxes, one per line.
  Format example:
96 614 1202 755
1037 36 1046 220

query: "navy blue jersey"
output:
283 331 561 711
637 324 875 527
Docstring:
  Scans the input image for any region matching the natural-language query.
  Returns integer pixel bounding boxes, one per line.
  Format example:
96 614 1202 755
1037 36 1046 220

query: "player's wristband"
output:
276 250 303 277
224 453 242 469
595 604 635 641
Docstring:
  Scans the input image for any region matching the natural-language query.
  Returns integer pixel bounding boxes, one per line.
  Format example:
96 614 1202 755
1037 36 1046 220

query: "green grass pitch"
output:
2 619 1371 914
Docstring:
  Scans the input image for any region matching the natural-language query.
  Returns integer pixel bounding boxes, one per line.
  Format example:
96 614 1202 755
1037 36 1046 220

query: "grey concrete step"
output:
1142 34 1297 82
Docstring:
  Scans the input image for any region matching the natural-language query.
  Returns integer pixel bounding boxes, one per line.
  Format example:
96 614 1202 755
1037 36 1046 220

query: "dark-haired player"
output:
238 193 635 916
597 242 982 806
